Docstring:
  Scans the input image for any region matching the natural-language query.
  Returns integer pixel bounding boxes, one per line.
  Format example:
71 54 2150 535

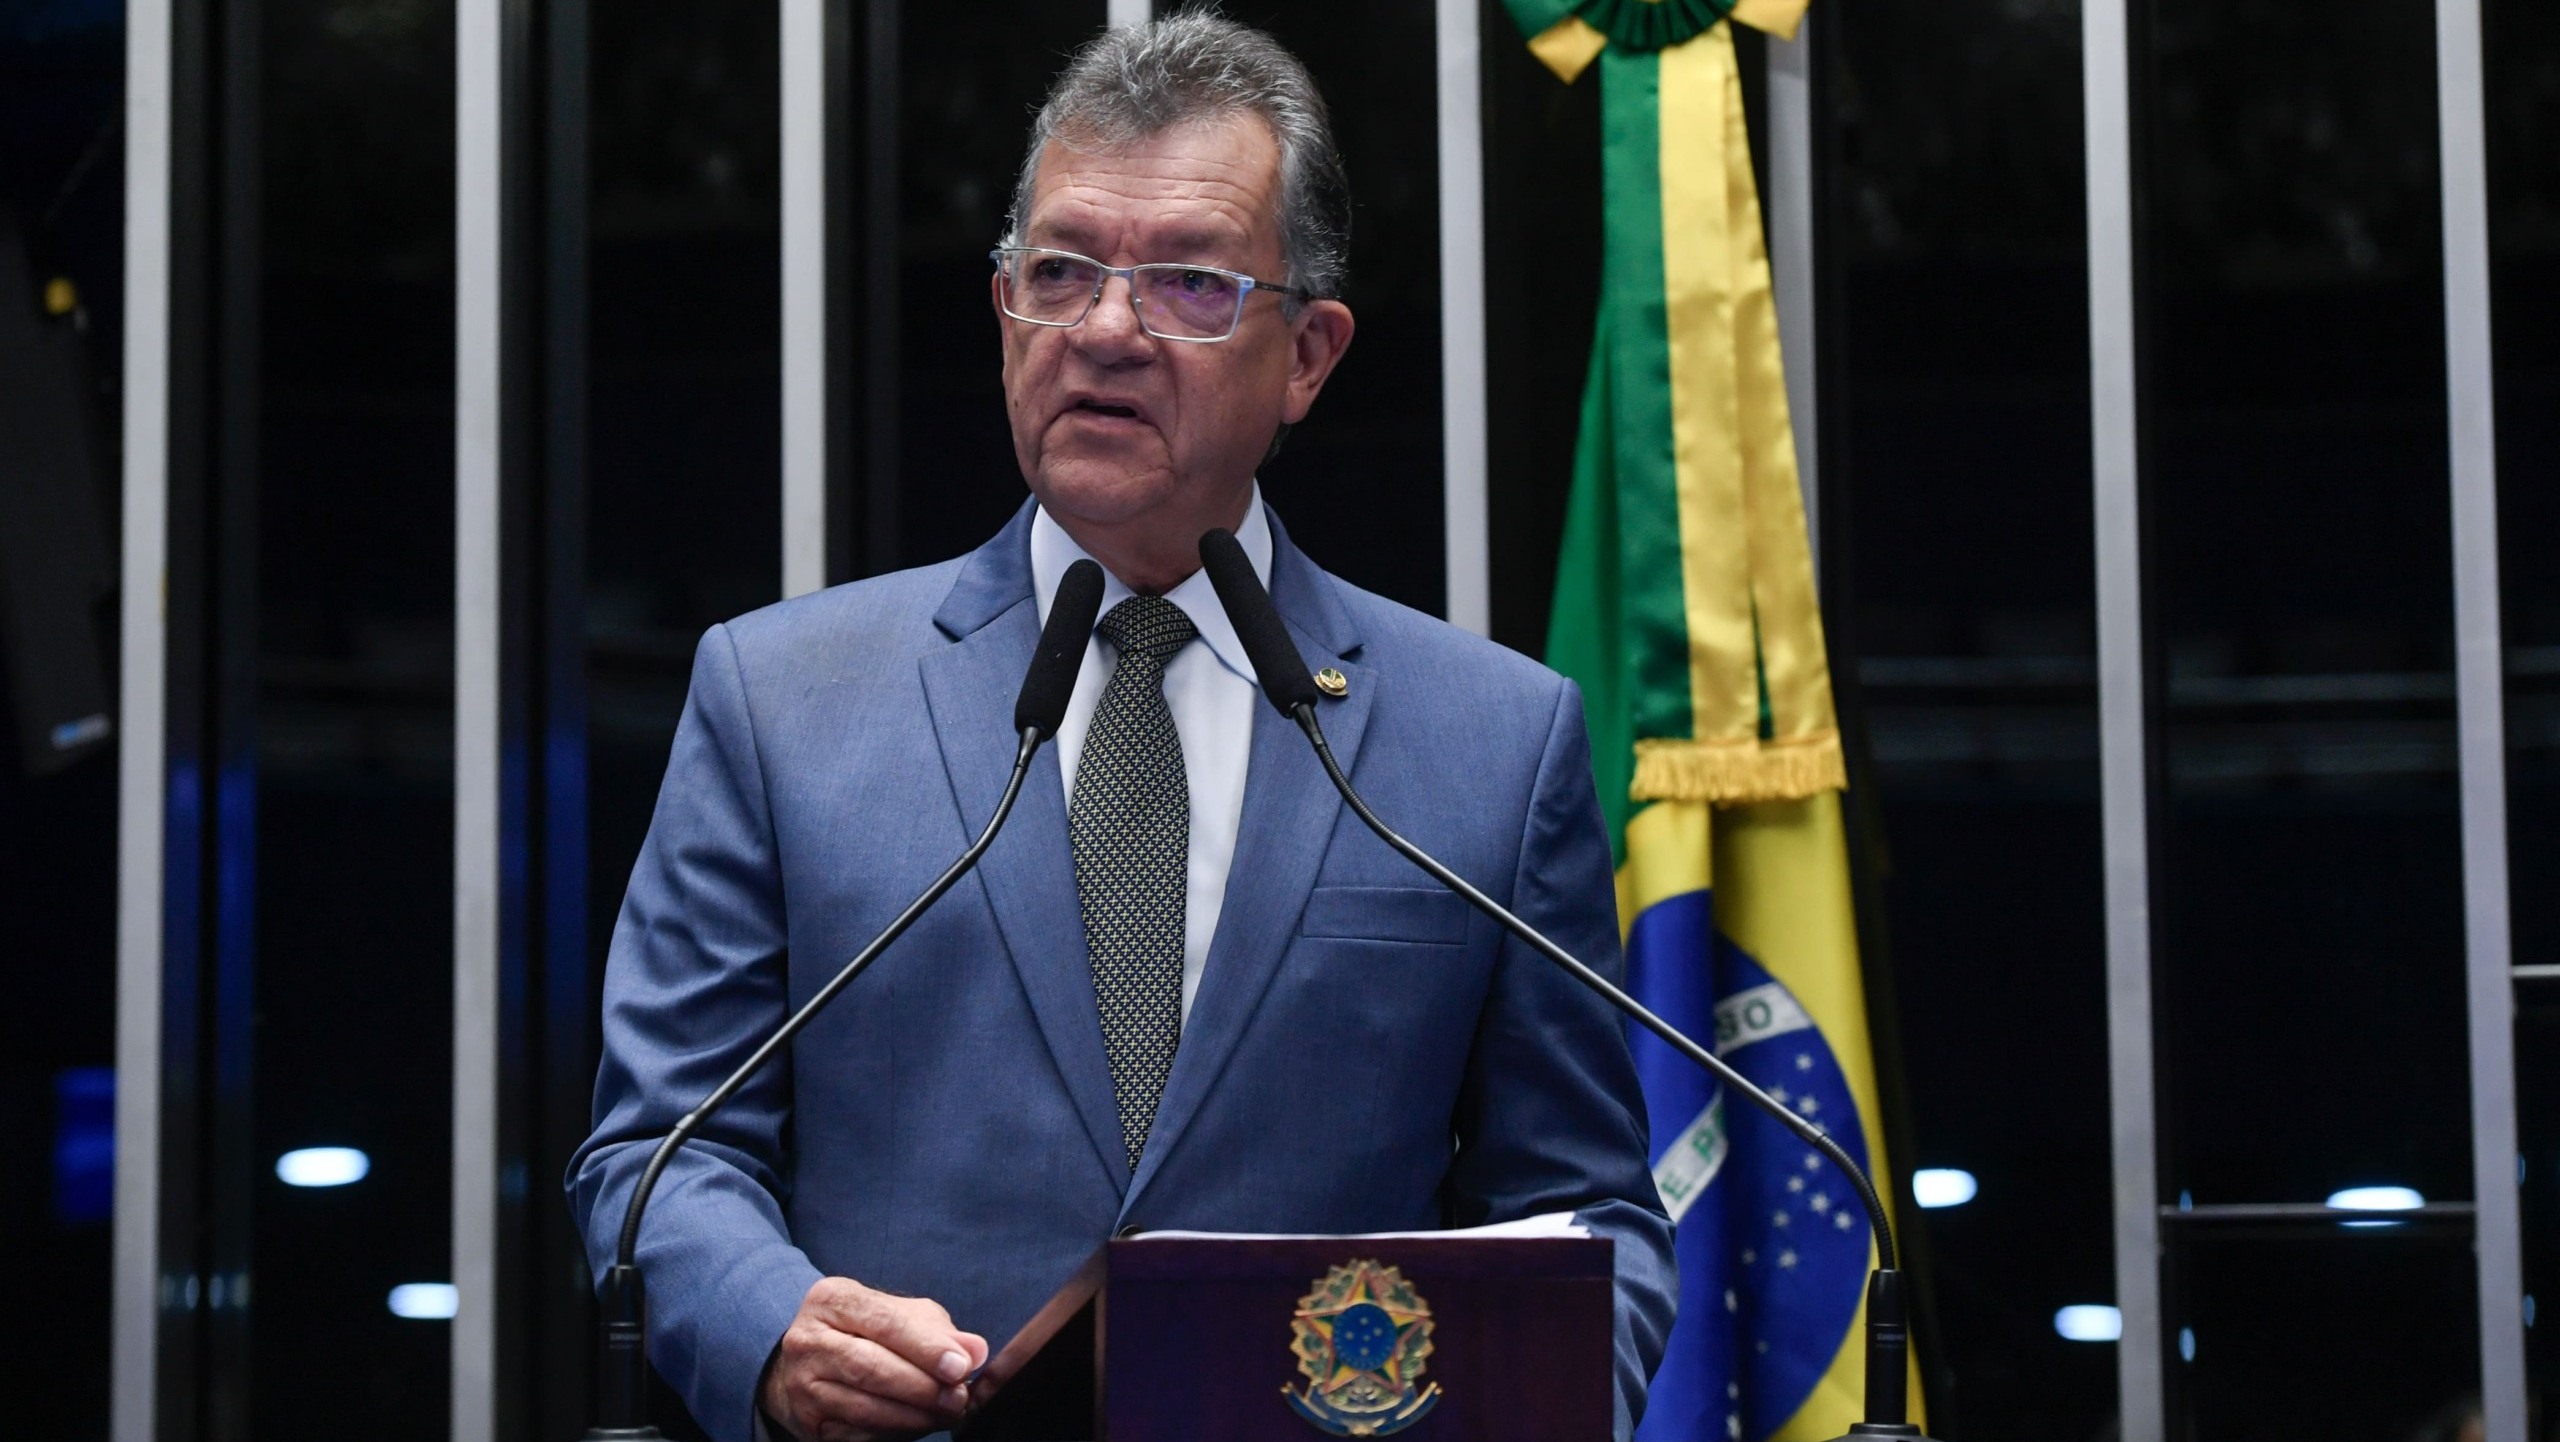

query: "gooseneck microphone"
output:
582 559 1107 1441
1197 529 1928 1442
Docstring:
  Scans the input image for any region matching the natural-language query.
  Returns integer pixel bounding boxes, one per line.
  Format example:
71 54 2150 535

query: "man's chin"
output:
1027 457 1182 527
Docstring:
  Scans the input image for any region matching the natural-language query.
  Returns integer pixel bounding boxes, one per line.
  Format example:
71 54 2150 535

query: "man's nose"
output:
1072 273 1156 362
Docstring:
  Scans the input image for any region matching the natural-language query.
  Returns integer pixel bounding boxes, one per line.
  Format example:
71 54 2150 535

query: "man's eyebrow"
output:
1021 219 1254 264
1142 225 1245 257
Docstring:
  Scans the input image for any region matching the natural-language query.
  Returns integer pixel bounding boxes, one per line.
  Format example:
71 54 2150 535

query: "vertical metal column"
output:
2084 0 2162 1429
1437 0 1488 634
782 0 827 598
2435 0 2523 1430
453 0 503 1432
113 0 176 1435
1766 19 1817 576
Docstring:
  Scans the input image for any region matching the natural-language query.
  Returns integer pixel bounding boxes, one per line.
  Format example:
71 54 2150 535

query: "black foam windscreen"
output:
1014 558 1105 739
1198 528 1321 715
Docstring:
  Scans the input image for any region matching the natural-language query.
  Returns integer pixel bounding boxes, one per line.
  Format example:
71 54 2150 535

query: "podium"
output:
960 1230 1615 1442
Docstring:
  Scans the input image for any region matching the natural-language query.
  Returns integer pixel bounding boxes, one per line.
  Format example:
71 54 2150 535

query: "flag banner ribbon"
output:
1513 0 1838 814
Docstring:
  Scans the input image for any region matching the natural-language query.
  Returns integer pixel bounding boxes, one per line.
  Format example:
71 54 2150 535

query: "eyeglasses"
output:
990 246 1314 344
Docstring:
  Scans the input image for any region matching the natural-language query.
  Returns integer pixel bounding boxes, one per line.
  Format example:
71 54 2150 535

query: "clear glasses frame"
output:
989 245 1315 344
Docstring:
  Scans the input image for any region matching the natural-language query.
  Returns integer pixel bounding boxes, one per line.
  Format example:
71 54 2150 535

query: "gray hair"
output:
1003 13 1352 303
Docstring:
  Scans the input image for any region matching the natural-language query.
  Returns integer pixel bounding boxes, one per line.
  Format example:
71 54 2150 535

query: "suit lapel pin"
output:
1313 667 1350 699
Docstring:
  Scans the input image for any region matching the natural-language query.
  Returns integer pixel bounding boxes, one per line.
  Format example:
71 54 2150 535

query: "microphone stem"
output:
1292 704 1898 1276
613 726 1042 1271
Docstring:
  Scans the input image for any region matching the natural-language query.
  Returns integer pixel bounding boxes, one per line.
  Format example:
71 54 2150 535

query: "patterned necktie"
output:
1070 594 1199 1170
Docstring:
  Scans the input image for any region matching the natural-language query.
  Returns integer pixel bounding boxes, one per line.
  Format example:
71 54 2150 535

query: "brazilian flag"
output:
1503 2 1919 1437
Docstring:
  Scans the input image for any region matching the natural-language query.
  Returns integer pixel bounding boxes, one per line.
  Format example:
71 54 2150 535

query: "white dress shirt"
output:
1030 486 1273 1023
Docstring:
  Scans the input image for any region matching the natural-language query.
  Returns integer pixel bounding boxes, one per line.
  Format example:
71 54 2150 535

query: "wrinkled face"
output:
996 113 1351 549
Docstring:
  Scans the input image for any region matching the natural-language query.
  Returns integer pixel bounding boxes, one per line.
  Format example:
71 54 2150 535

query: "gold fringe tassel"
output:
1630 734 1847 806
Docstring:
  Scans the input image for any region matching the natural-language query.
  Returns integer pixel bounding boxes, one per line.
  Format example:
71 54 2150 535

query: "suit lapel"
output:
1121 517 1372 1217
920 506 1128 1194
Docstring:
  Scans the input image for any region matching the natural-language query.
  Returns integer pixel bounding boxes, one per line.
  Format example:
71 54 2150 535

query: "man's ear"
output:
992 271 1016 387
1281 299 1356 425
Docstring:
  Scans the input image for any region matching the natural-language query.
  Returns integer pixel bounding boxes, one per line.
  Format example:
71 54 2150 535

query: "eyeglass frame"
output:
989 245 1319 344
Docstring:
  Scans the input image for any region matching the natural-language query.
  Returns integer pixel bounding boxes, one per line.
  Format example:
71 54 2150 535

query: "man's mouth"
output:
1071 399 1143 421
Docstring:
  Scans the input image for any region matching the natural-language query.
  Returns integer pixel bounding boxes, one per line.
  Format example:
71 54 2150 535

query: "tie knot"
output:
1097 595 1198 667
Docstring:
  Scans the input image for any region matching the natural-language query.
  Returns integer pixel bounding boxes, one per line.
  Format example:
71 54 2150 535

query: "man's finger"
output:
800 1326 954 1411
812 1285 979 1384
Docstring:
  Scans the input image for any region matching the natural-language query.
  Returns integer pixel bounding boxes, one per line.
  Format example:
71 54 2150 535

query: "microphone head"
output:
1015 559 1105 740
1198 528 1322 716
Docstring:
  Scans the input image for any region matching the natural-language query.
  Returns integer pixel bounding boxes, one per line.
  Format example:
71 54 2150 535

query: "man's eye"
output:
1173 269 1230 296
1030 258 1073 283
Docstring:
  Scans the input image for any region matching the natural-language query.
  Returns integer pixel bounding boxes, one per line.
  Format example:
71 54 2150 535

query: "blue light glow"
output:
388 1283 458 1320
2054 1305 2122 1342
1911 1169 1978 1209
2179 1327 2196 1362
2325 1185 2423 1212
276 1147 371 1188
54 1067 115 1225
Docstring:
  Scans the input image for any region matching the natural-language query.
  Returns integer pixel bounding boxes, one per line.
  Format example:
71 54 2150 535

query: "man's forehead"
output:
1023 115 1283 257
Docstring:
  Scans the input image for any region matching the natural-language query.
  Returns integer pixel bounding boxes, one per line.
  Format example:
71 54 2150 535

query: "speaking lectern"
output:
958 1226 1615 1442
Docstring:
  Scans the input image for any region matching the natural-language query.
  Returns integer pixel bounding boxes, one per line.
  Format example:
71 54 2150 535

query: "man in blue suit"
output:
568 16 1674 1441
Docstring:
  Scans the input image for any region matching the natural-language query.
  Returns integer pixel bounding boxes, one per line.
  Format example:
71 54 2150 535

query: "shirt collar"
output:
1029 483 1272 684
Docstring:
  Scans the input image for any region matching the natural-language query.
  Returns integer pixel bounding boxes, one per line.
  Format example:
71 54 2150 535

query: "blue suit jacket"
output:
568 503 1675 1440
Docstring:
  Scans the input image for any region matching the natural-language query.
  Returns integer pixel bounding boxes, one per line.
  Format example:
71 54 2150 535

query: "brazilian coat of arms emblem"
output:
1283 1258 1442 1436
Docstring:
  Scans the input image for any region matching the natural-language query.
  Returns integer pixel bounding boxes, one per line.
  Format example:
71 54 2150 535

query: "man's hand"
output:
759 1278 992 1442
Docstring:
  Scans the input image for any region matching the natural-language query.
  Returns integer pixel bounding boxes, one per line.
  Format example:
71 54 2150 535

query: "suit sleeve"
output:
565 624 822 1442
1443 678 1678 1441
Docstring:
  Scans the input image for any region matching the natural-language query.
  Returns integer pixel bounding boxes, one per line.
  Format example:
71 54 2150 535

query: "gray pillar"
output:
452 0 503 1432
112 0 176 1434
2435 0 2524 1430
2082 0 2164 1430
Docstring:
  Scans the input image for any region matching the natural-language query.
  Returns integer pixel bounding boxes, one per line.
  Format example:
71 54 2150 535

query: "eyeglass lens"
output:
1006 252 1245 339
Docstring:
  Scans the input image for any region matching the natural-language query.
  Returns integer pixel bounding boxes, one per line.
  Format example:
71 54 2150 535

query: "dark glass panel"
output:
2523 1002 2560 1413
1823 0 2107 1434
1481 0 1600 655
582 0 782 1151
2140 0 2468 1211
0 4 122 1432
2137 0 2480 1417
245 0 457 1434
2487 0 2560 1394
2167 1227 2482 1438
